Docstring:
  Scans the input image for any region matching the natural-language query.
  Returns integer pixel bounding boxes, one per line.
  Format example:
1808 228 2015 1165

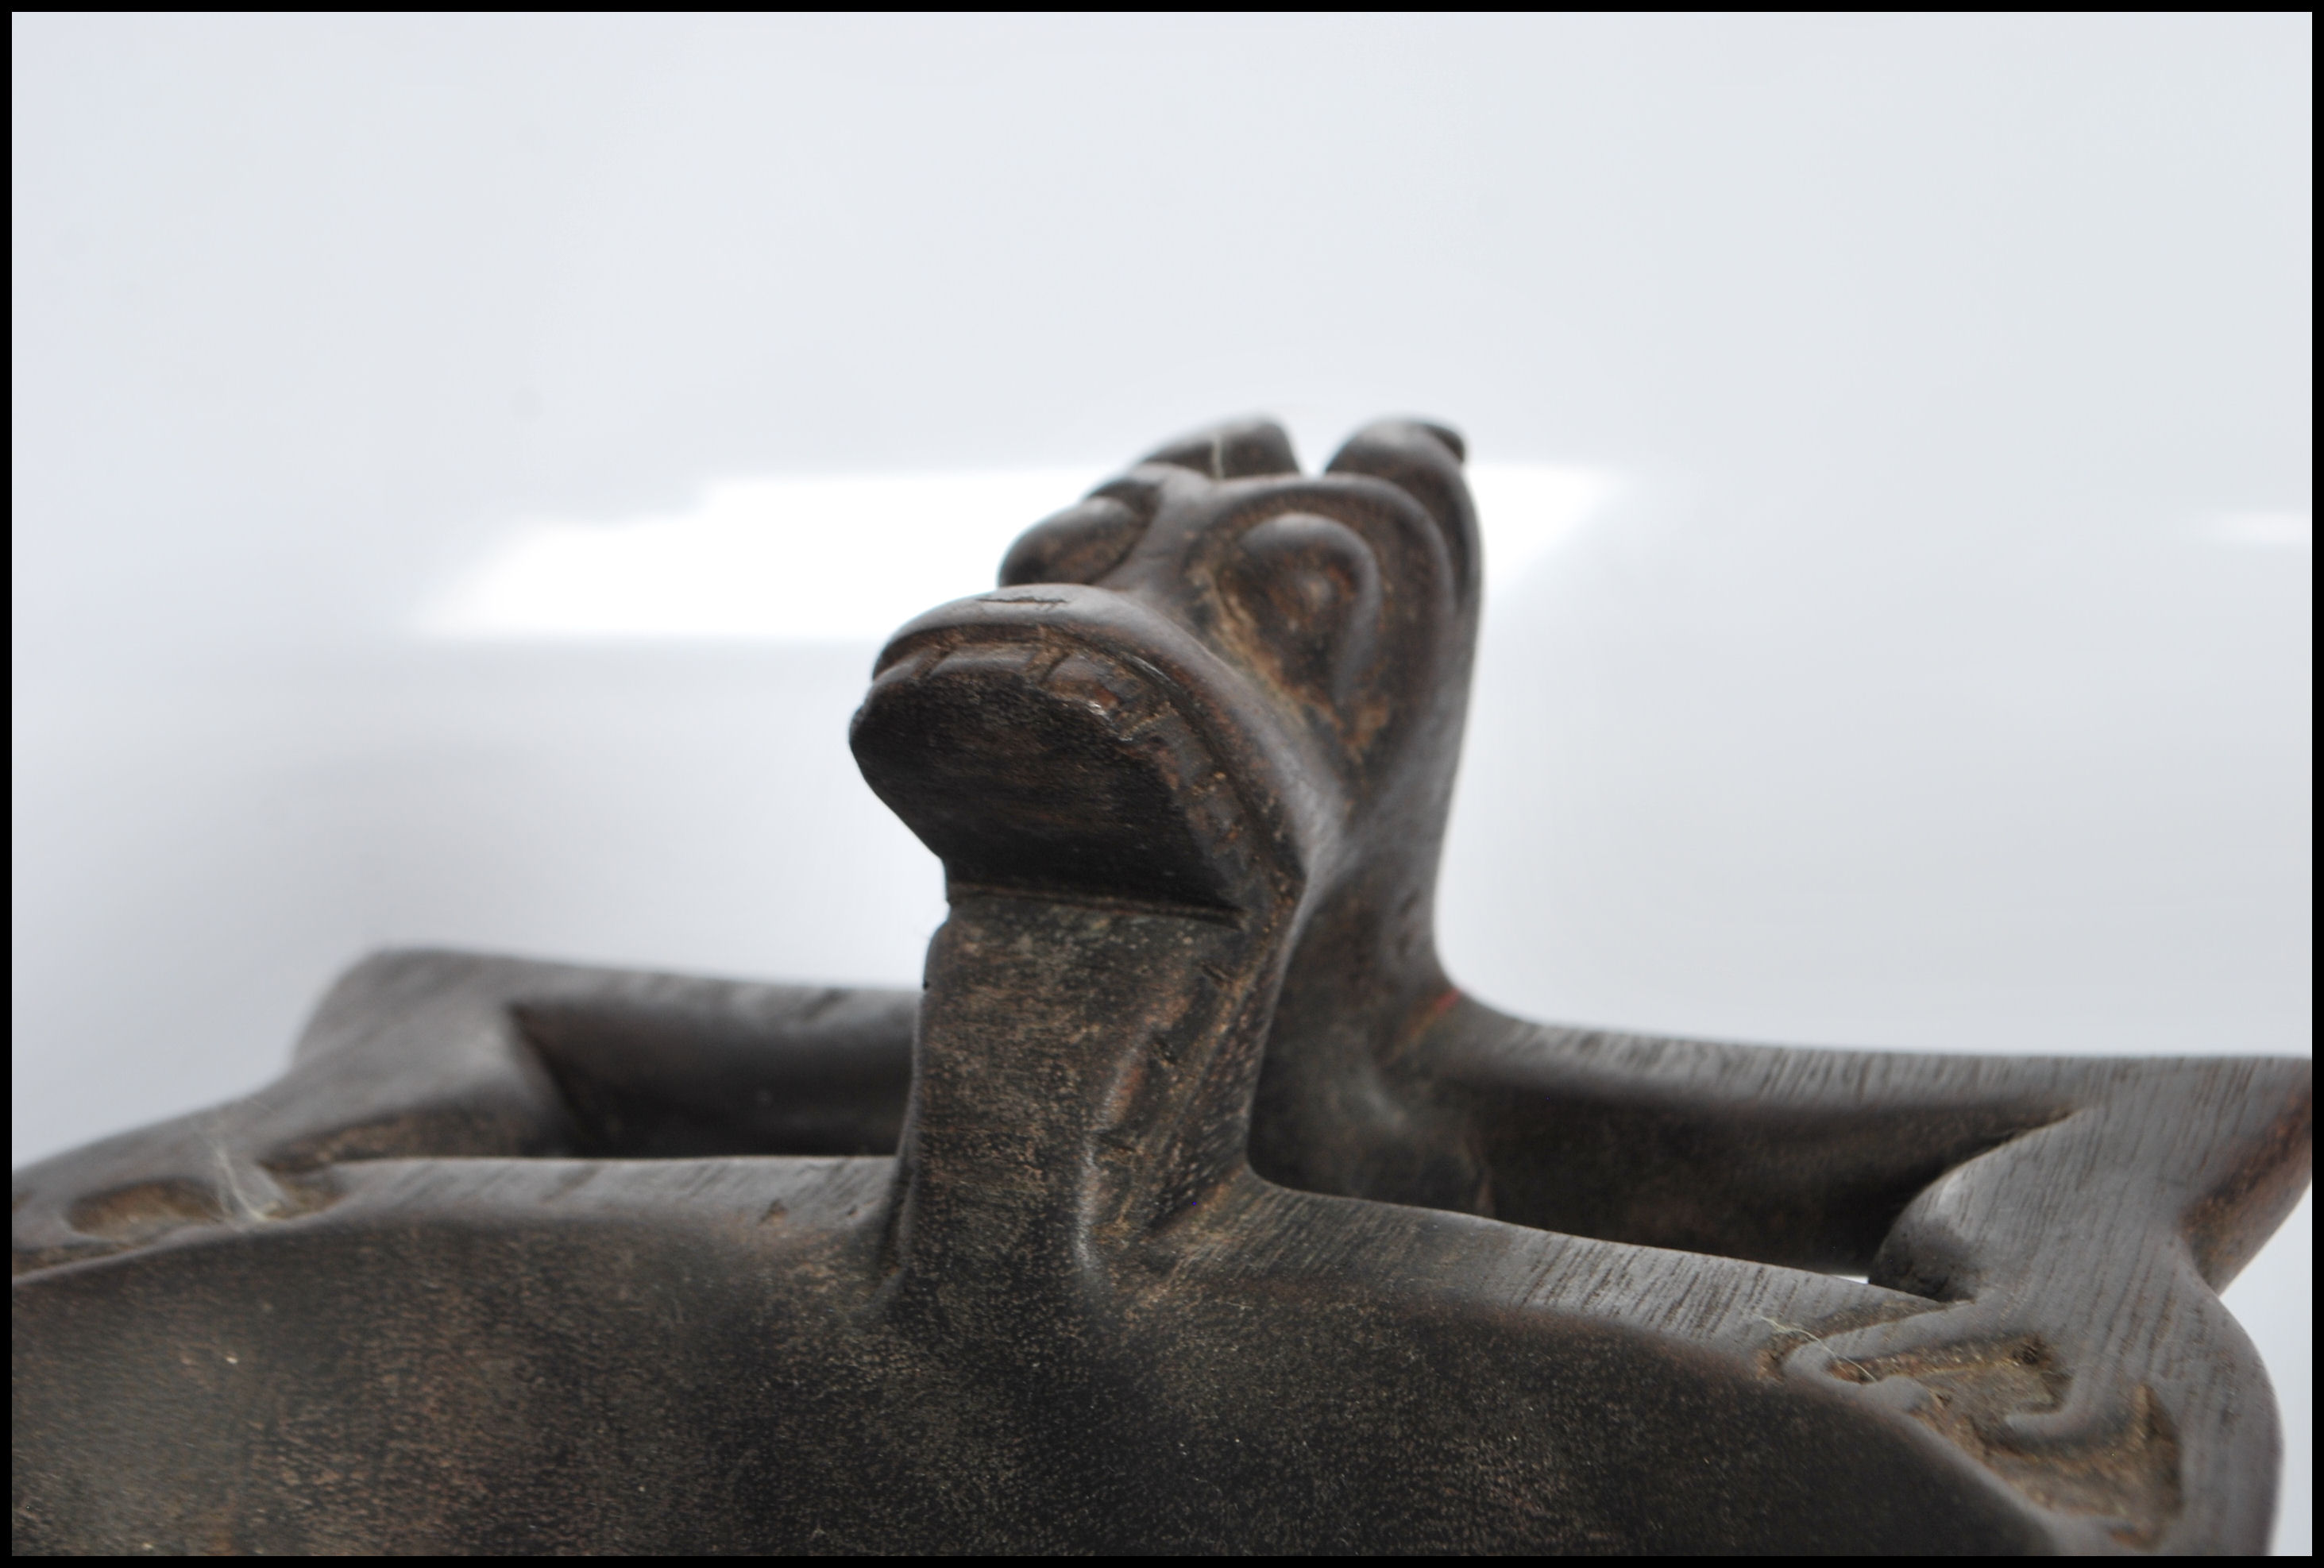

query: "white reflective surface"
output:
13 15 2310 1551
418 465 1612 641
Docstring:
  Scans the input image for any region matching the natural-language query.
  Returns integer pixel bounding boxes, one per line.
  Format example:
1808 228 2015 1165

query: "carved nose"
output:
998 496 1146 588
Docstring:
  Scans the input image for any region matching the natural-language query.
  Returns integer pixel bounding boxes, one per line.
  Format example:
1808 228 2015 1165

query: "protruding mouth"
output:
851 596 1292 919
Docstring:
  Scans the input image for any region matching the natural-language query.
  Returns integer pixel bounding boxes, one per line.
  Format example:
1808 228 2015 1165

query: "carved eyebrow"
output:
1087 475 1164 523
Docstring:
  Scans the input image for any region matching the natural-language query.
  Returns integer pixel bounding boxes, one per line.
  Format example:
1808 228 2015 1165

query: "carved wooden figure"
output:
12 419 2310 1553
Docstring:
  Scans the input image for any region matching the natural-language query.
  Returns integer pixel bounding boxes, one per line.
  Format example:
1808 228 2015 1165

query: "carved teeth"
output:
1043 650 1158 730
851 621 1268 919
871 643 943 685
873 632 1243 865
928 641 1045 682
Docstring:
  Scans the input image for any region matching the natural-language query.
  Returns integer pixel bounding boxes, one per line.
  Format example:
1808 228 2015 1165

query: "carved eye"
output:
1222 513 1382 709
998 497 1145 587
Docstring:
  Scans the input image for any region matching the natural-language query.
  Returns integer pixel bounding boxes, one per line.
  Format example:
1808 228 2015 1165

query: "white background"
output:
13 16 2310 1550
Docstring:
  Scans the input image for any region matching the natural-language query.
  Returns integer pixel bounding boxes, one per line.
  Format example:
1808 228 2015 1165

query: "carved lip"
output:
854 589 1322 920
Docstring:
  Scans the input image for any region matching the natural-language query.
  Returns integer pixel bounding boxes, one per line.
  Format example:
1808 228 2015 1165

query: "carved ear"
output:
1141 418 1301 480
1324 419 1479 608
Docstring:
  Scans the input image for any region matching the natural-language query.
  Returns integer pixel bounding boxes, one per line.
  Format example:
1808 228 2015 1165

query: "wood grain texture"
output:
14 417 2308 1552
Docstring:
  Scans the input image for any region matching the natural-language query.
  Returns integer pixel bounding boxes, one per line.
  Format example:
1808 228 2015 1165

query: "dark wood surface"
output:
15 418 2309 1553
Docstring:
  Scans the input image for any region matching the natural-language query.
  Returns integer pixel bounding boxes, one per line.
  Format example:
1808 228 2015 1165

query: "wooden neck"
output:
885 892 1284 1298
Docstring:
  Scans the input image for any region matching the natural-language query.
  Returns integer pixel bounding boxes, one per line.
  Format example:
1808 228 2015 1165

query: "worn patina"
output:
13 419 2310 1553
